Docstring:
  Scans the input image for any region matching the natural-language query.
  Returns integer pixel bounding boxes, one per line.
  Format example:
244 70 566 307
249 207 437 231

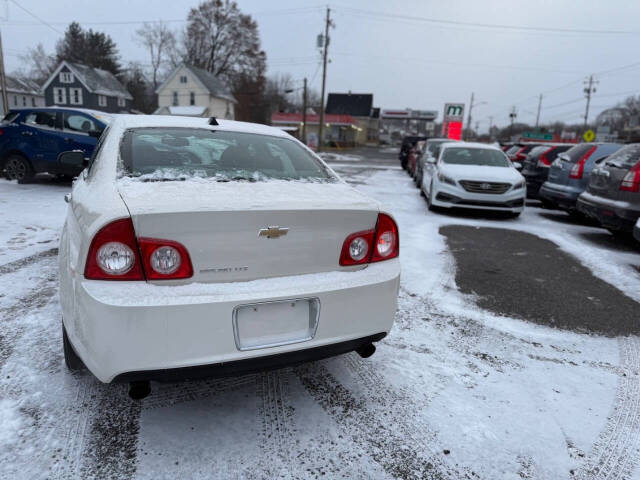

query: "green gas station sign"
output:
522 132 553 141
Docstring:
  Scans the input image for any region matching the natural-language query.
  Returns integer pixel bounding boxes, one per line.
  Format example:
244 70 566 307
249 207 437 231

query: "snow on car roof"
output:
441 141 502 151
112 115 290 138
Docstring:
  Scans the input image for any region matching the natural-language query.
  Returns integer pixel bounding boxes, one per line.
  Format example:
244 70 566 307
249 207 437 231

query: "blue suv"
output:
0 107 111 183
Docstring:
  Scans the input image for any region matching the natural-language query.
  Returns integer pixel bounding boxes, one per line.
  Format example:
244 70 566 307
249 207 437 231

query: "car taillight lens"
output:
371 213 399 262
569 146 597 179
537 147 554 167
84 218 193 280
138 238 193 279
340 230 375 266
620 161 640 192
84 218 145 280
339 213 399 266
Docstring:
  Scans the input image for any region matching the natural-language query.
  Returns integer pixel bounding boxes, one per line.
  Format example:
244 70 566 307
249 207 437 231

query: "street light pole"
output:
509 107 517 140
465 92 474 141
302 77 307 144
317 7 332 152
535 94 543 128
583 75 598 131
0 30 9 115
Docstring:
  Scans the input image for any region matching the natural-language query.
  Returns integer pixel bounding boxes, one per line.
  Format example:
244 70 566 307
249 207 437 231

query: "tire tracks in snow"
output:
574 336 640 480
0 255 58 368
294 356 471 480
250 369 297 479
0 247 58 275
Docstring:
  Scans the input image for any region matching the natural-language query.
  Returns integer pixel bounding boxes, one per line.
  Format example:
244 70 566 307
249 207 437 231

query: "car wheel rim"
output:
6 158 25 180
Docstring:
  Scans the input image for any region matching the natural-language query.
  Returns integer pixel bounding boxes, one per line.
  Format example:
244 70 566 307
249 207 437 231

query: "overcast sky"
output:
2 0 640 131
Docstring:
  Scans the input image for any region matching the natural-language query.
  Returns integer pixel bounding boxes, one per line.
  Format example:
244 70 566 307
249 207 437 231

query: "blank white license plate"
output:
232 298 320 351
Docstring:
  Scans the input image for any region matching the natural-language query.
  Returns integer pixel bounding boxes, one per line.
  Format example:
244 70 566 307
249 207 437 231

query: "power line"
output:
0 5 323 28
7 0 62 34
332 5 640 35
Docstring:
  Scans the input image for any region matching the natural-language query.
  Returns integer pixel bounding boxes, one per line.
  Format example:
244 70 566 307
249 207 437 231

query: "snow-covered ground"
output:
0 155 639 479
0 179 68 265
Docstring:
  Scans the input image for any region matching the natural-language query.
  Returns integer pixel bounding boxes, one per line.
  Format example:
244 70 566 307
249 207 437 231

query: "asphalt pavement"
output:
441 225 640 336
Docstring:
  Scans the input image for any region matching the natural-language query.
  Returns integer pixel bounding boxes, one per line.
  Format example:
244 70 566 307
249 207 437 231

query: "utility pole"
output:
465 92 474 141
583 75 598 131
317 7 332 152
488 116 493 140
509 107 517 140
301 77 308 145
0 30 8 115
535 94 543 128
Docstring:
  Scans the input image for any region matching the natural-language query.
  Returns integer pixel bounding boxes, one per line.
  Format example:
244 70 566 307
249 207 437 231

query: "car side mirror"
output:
425 156 436 164
512 161 523 171
58 150 87 168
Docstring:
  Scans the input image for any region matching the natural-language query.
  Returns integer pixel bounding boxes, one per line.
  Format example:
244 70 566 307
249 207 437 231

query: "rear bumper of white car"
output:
431 181 525 212
66 260 400 383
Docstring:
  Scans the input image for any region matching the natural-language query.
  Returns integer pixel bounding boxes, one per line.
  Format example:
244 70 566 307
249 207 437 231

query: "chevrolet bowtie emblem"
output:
258 226 289 239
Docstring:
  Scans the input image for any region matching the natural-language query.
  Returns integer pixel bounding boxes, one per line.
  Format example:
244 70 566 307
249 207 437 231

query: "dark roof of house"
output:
65 62 132 99
1 76 42 95
185 64 236 103
325 93 373 117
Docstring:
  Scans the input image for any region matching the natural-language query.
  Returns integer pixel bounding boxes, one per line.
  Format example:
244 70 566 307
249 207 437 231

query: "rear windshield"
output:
520 145 538 154
426 140 449 155
506 146 520 155
441 147 510 167
119 128 334 182
528 146 548 159
2 111 20 123
604 143 640 168
562 144 595 163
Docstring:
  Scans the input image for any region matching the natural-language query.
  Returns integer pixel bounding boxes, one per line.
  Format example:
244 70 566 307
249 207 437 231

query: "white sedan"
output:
58 115 400 396
421 142 526 217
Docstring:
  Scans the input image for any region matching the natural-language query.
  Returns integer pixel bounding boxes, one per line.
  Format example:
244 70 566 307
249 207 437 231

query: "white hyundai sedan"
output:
58 115 400 395
421 142 525 217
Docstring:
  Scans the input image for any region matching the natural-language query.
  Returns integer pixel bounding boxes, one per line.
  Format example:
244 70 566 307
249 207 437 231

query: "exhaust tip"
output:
129 381 151 400
356 343 376 359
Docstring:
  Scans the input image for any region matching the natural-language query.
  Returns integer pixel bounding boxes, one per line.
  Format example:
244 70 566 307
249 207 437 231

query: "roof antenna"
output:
209 117 219 126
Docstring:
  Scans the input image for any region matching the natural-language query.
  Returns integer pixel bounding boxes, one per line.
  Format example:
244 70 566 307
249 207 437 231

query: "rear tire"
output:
540 199 556 210
427 184 437 211
4 154 34 183
63 322 85 371
607 229 632 240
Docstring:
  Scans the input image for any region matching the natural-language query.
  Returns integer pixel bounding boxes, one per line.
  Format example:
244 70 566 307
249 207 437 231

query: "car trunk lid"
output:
117 179 380 284
589 145 640 202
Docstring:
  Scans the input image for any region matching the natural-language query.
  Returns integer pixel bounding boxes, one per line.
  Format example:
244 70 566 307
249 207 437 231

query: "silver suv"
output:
577 143 640 234
539 142 621 213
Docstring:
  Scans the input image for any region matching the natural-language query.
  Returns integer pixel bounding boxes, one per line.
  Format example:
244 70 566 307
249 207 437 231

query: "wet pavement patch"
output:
440 225 640 336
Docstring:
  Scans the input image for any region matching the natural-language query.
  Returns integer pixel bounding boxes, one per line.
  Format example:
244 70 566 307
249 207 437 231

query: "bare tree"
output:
183 0 265 86
18 44 57 84
135 21 176 89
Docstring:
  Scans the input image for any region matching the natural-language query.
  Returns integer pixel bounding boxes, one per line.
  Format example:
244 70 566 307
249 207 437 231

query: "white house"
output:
154 64 237 119
0 76 45 115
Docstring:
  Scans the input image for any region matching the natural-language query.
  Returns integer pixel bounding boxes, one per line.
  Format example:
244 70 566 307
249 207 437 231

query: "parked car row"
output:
518 141 640 240
400 137 526 217
400 136 640 243
0 107 110 183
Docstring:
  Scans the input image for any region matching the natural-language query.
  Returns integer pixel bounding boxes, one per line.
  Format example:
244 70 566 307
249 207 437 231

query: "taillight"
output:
84 218 193 280
514 147 526 160
537 147 554 167
138 238 193 279
339 213 399 266
84 218 145 280
620 161 640 192
569 146 597 179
